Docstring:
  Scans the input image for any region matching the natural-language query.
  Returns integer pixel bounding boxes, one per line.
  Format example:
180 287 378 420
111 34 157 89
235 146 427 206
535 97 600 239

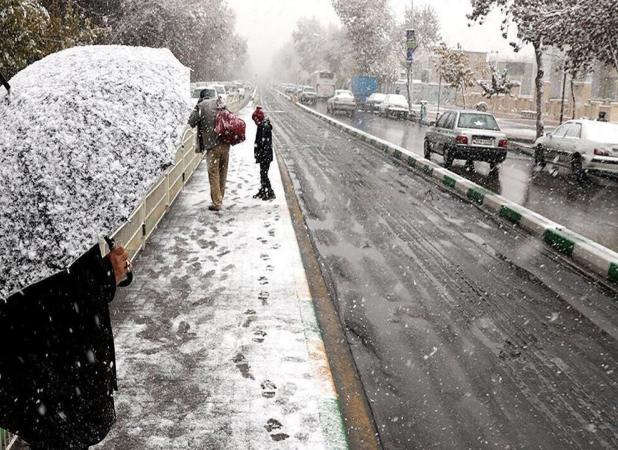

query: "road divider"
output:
275 90 618 286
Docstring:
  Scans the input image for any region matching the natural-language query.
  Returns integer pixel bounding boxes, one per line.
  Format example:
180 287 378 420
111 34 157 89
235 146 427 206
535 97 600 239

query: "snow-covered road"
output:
96 105 347 449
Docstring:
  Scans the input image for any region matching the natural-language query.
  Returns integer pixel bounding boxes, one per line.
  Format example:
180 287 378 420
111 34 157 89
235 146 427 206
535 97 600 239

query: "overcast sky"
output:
227 0 534 76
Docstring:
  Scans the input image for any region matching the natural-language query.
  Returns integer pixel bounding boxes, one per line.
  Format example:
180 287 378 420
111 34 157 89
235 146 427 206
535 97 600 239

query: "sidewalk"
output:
95 106 347 449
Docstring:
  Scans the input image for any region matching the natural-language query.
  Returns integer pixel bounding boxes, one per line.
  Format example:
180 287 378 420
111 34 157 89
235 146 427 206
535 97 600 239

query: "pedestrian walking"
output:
189 94 231 211
0 242 131 450
252 106 275 201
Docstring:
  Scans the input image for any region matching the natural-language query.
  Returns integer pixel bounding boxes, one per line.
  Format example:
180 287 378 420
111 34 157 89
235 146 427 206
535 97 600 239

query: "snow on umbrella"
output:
0 45 192 299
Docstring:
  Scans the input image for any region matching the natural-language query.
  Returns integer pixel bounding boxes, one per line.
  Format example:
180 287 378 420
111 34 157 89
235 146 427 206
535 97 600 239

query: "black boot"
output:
262 189 276 201
253 189 265 199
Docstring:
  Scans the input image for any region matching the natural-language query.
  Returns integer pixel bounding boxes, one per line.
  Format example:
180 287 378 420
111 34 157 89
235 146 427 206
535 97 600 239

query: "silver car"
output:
299 86 318 105
327 90 356 116
424 110 508 170
534 119 618 180
378 94 409 119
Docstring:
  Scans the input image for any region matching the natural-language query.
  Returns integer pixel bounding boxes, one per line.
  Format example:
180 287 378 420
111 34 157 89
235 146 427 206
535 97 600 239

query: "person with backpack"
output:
189 94 231 211
252 106 275 201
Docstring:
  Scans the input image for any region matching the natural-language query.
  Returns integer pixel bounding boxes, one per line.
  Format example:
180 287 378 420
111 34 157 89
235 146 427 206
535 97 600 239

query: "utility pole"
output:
406 0 417 113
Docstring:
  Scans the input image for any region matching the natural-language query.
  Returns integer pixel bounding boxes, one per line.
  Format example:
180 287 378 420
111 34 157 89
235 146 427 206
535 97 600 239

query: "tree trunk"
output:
533 40 545 139
461 83 466 109
437 76 442 120
571 76 576 120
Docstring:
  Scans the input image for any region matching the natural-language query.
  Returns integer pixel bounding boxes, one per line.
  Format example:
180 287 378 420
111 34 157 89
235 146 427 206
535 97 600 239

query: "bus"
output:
308 71 336 99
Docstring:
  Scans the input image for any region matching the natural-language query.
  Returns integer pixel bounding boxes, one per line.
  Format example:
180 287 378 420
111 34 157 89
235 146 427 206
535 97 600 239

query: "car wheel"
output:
571 153 585 182
424 140 432 160
534 145 546 167
443 146 454 168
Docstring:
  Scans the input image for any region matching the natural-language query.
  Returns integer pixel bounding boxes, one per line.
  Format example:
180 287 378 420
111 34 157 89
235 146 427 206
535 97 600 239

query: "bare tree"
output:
469 0 564 139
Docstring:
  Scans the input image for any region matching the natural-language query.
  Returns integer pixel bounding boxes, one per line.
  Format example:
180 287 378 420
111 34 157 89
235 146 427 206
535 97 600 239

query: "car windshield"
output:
458 113 500 131
337 91 353 98
584 121 618 143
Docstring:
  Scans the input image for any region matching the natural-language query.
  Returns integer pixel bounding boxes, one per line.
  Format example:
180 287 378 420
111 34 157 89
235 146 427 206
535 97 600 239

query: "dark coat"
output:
188 98 219 152
0 245 118 449
0 72 9 93
254 119 273 164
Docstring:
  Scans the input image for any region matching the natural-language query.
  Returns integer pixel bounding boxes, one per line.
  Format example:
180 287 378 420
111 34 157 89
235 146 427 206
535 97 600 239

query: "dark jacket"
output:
254 119 273 164
0 245 118 449
0 72 9 93
188 98 219 152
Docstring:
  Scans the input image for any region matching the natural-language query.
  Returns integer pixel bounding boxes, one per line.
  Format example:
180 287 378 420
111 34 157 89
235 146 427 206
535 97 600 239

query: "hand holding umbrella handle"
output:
104 236 133 287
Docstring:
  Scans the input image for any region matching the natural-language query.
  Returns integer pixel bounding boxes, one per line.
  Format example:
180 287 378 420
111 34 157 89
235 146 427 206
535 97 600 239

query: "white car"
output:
363 93 386 112
534 119 618 180
191 86 217 101
210 84 228 102
326 90 356 116
379 94 409 119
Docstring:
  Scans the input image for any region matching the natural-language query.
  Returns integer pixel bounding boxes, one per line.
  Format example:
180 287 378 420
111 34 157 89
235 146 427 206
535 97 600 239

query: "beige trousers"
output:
207 143 231 208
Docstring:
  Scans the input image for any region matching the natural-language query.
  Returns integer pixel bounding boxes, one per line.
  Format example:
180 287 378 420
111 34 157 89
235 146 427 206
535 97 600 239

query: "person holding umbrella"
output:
0 240 131 449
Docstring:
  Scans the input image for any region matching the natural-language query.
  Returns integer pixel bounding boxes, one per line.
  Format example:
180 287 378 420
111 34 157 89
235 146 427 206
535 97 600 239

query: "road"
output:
308 101 618 252
262 90 618 450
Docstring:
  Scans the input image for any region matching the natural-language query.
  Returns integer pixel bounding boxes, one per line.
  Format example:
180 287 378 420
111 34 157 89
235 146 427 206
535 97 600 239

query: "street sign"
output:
406 29 418 64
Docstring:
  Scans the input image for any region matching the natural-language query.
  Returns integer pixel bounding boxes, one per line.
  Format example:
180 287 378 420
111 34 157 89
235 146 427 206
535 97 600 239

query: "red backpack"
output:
214 109 246 145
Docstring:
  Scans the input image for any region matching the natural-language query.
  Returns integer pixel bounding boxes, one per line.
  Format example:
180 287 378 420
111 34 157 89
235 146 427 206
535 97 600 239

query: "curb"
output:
275 146 383 449
275 90 618 287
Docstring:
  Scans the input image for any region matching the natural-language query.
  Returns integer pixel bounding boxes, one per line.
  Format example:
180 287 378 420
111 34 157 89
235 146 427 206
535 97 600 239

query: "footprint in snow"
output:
264 419 289 441
253 329 267 343
243 309 257 328
261 380 277 399
232 352 254 380
258 291 269 305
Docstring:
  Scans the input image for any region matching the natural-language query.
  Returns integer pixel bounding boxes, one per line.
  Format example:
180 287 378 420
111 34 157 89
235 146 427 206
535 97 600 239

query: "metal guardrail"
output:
0 94 253 449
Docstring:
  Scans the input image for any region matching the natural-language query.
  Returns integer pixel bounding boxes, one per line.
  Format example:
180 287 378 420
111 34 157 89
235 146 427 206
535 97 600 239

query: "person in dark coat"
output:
0 242 130 449
252 106 275 201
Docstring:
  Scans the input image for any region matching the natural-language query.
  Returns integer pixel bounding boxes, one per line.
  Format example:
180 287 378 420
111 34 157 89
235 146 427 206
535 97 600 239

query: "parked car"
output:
191 86 217 101
326 90 357 116
424 110 508 170
363 93 386 112
533 119 618 180
210 84 228 102
299 86 318 105
379 94 409 119
284 84 297 95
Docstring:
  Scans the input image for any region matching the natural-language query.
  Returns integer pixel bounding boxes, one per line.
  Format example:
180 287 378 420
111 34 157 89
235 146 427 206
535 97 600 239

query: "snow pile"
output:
0 45 192 298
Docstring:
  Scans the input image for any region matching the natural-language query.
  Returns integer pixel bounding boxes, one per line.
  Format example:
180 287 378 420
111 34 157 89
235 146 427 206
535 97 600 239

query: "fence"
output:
0 93 253 450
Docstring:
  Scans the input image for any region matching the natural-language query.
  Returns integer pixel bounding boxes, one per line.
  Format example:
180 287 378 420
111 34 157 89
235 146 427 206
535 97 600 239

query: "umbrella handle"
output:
104 237 133 287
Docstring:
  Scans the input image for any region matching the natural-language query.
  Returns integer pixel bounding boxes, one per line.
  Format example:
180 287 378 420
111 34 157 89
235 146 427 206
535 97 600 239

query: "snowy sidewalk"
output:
96 106 347 449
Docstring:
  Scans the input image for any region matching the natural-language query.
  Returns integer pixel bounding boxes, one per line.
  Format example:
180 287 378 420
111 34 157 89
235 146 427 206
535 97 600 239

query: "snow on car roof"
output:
0 45 192 298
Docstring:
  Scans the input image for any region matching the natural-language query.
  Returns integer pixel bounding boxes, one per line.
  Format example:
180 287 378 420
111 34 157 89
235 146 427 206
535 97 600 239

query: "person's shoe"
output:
253 189 265 199
262 190 276 201
208 204 221 211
